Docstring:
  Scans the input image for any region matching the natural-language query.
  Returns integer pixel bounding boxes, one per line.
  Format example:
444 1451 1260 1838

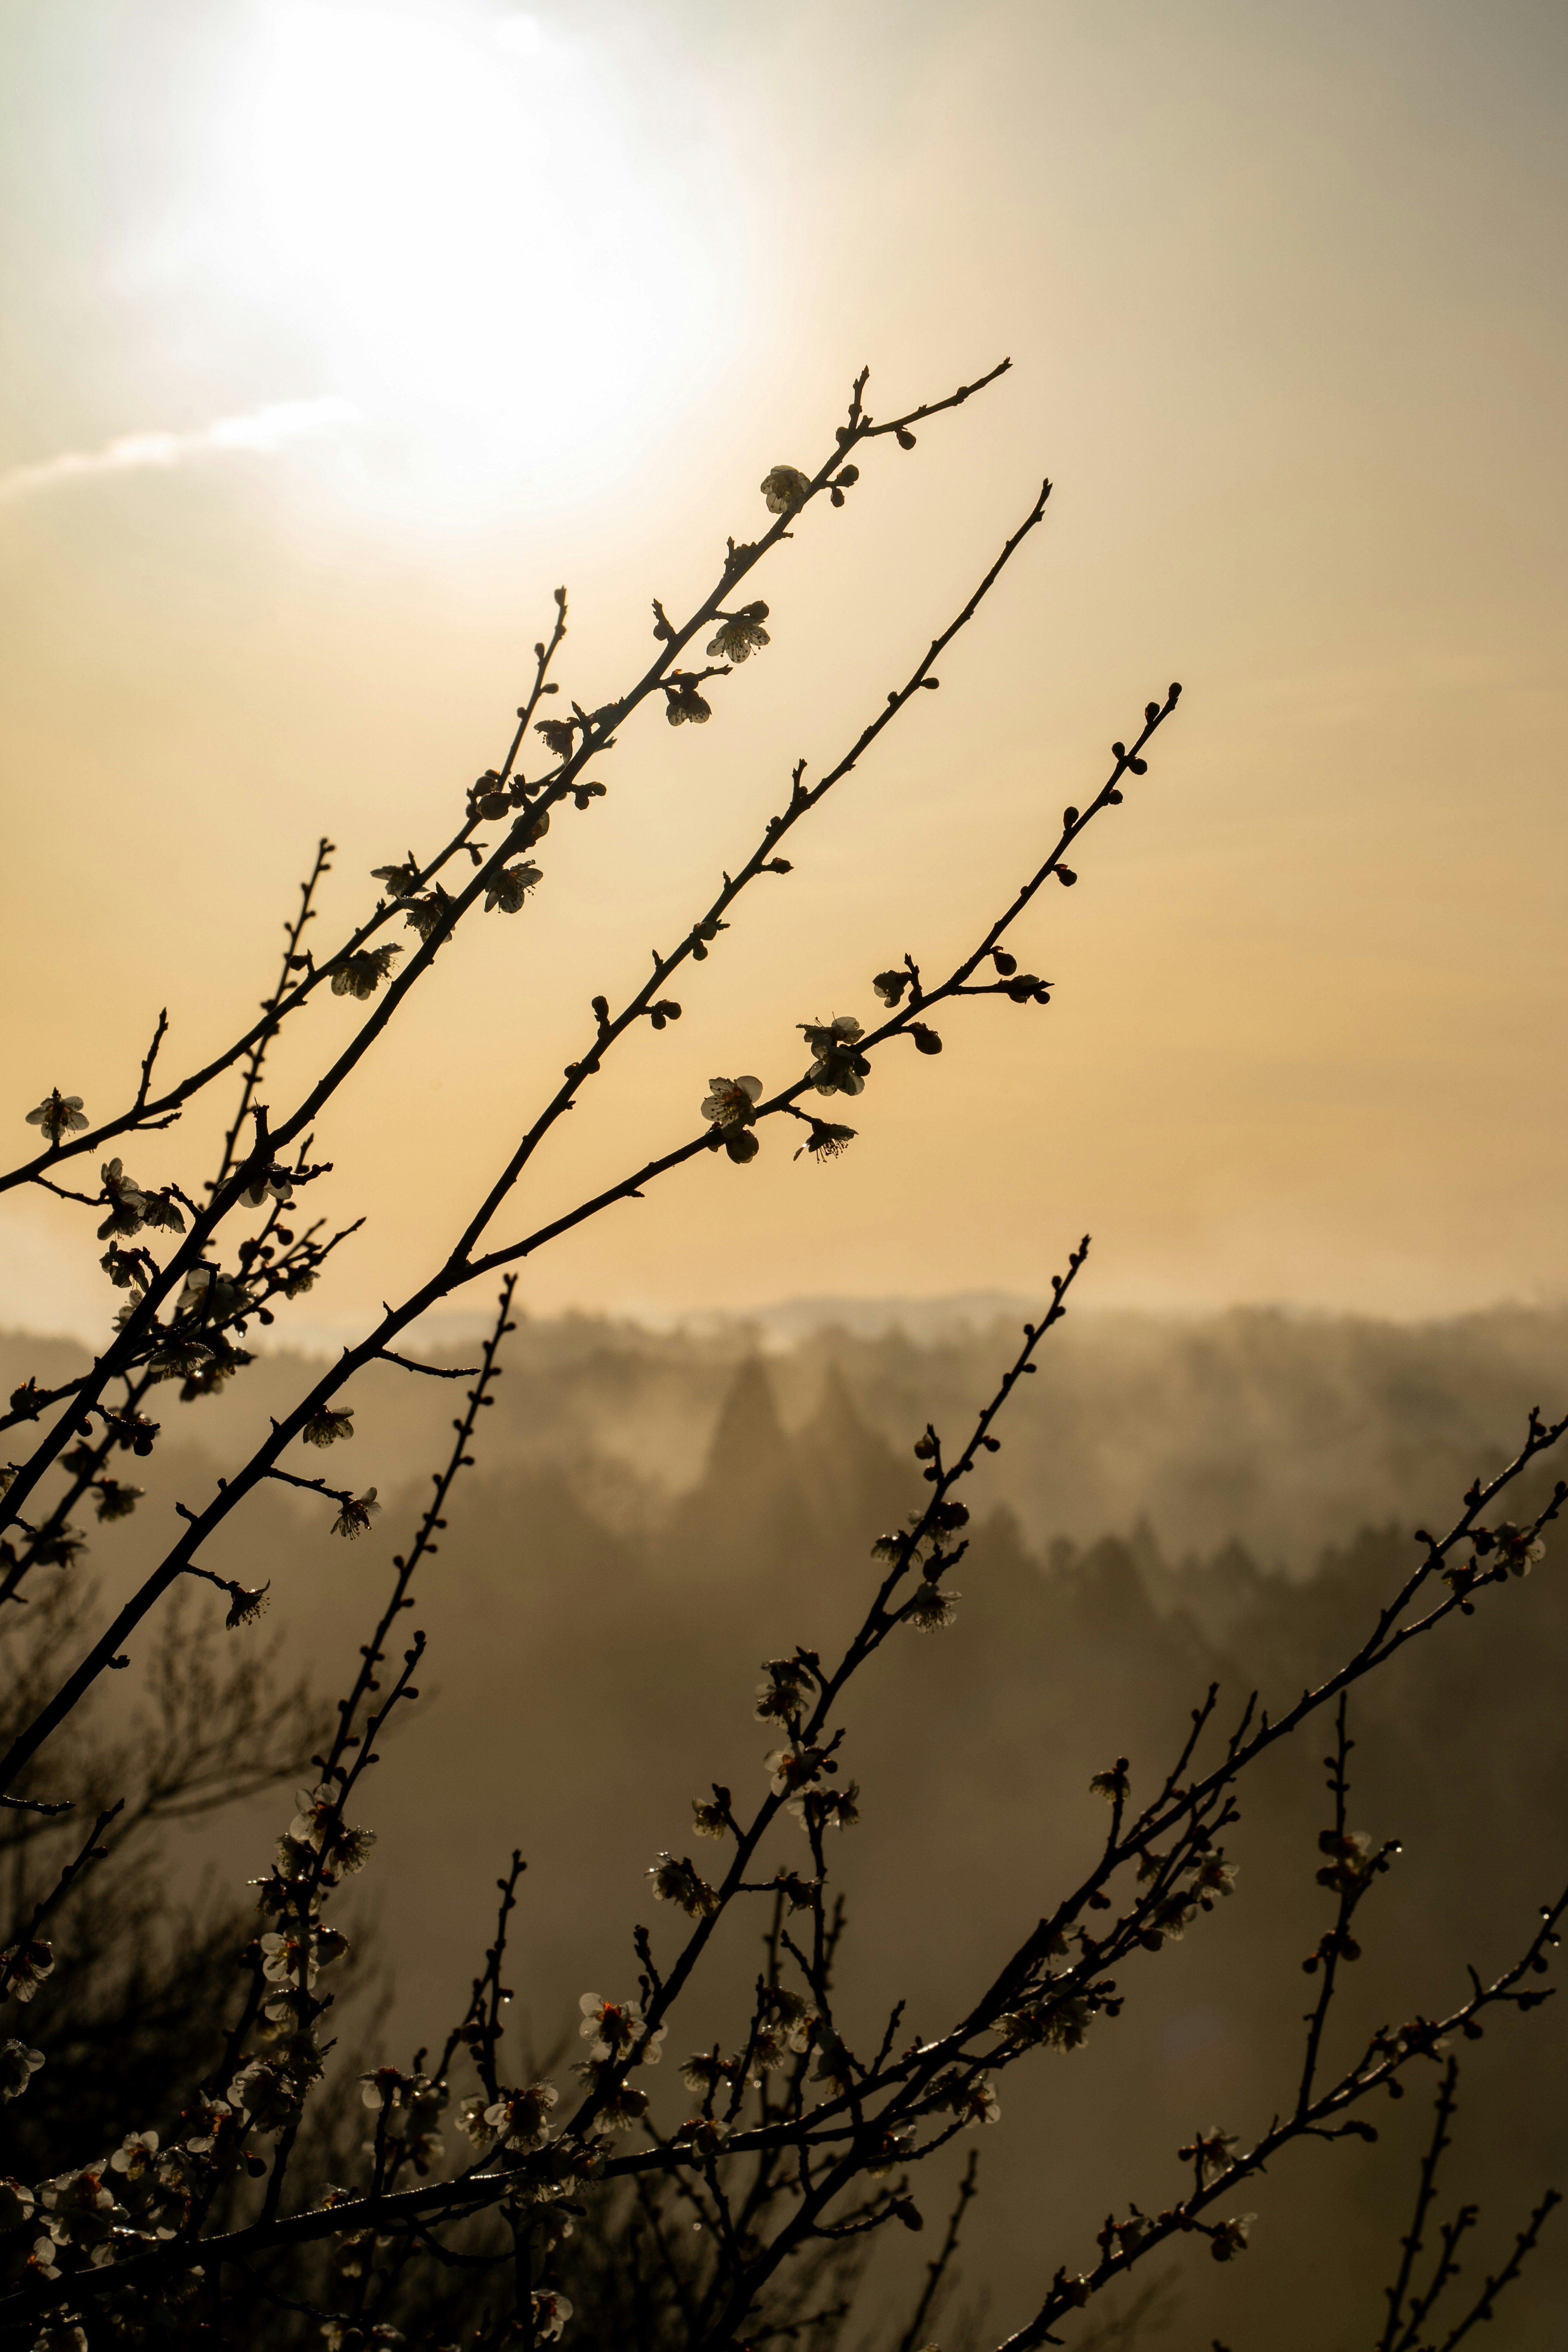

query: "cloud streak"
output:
0 397 361 506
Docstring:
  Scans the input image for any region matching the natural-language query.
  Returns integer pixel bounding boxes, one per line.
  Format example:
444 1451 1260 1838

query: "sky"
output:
1 0 1565 1345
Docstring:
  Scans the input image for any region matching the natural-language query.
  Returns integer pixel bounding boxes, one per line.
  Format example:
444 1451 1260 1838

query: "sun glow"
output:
209 2 728 492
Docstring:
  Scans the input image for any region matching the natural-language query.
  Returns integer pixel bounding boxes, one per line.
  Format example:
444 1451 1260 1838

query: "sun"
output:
209 1 717 486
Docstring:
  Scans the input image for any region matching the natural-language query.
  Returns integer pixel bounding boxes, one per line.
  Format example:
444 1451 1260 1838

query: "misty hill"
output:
6 1299 1568 2345
7 1298 1567 1576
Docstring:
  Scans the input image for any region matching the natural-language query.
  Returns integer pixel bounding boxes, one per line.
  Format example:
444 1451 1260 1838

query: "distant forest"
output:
12 1296 1566 1571
7 1301 1565 2347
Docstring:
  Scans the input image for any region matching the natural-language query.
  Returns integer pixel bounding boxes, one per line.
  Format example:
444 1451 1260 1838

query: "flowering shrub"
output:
0 356 1562 2350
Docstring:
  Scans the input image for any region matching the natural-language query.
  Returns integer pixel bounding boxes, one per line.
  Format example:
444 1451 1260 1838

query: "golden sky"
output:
1 0 1565 1342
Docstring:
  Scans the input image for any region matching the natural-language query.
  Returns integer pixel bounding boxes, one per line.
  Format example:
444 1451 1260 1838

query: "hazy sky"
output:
1 0 1565 1342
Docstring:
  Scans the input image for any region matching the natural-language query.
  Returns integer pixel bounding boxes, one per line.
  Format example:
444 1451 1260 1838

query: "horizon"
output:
8 1282 1568 1366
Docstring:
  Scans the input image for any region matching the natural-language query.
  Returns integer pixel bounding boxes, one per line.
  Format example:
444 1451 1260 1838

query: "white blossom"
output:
0 2178 34 2230
764 1743 824 1797
702 1074 763 1160
303 1407 354 1448
706 607 770 663
760 465 813 514
1494 1520 1547 1576
25 1091 88 1143
787 1780 861 1835
948 2073 1001 2127
331 1488 380 1540
701 1075 762 1129
109 2131 159 2183
245 1163 294 1208
577 1993 666 2066
760 1984 814 2054
331 945 402 998
1209 2213 1255 2262
262 1928 321 1988
535 717 576 762
457 2091 494 2149
140 1188 185 1233
174 1265 243 1322
484 861 542 914
796 1118 856 1162
484 2080 559 2152
594 2081 649 2132
97 1158 147 1238
532 2290 573 2342
402 890 453 943
93 1477 143 1522
1180 2125 1238 2186
675 2115 730 2158
906 1581 959 1631
0 2040 44 2102
665 679 712 726
229 2053 320 2132
290 1784 378 1875
2 1940 53 2003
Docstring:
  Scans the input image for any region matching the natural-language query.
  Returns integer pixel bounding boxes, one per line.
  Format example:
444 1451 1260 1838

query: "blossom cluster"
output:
9 2102 262 2290
288 1786 378 1877
753 1653 818 1724
96 1158 186 1240
679 1984 821 2103
648 1852 721 1919
800 1015 869 1097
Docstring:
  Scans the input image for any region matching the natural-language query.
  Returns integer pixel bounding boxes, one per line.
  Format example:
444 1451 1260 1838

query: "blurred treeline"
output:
4 1302 1566 2348
16 1296 1564 1563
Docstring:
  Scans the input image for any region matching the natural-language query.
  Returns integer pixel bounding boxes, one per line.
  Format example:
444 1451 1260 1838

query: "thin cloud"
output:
0 397 361 506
